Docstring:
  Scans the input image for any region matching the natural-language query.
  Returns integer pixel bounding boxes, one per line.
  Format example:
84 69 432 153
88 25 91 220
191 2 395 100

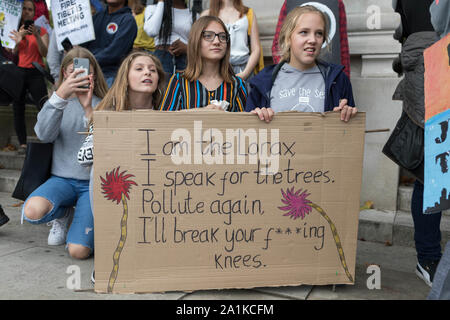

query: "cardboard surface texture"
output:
93 111 365 294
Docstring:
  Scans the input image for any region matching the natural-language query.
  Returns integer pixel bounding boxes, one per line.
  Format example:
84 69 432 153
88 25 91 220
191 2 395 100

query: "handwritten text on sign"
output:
94 111 364 293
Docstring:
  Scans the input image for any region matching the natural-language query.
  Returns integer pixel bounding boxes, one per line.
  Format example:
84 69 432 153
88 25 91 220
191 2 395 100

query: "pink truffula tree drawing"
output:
279 187 354 282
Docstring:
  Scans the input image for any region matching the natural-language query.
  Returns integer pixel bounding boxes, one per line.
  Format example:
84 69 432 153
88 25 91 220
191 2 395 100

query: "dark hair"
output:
159 0 202 46
192 0 203 22
159 0 174 46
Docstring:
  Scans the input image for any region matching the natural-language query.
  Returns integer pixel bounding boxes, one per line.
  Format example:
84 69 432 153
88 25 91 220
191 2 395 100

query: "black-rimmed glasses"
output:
202 31 229 43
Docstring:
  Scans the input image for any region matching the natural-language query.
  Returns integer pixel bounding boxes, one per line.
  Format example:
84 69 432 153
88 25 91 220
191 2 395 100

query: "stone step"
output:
0 151 25 170
0 169 21 193
8 135 40 148
358 209 450 249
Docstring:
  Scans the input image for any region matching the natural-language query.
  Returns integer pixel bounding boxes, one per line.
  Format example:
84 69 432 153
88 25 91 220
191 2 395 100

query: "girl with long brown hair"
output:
159 15 247 111
77 50 165 283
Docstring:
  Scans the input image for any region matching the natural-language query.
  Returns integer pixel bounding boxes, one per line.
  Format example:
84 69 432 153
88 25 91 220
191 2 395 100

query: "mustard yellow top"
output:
133 12 155 51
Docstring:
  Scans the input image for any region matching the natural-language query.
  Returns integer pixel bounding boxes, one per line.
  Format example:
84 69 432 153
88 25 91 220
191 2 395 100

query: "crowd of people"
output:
0 0 447 291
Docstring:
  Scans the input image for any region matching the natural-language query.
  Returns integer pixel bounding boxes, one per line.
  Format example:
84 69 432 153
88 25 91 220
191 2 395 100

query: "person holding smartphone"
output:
9 0 49 154
22 47 108 259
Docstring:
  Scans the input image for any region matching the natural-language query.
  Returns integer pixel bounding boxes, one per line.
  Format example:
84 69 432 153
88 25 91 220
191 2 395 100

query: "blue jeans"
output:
154 49 187 74
22 175 94 250
411 180 442 263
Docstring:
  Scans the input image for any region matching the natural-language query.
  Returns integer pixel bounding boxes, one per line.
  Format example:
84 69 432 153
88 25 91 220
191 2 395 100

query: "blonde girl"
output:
246 5 357 122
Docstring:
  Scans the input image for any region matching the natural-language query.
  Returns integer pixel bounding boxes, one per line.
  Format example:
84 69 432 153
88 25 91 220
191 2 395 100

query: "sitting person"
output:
159 15 247 111
77 50 166 282
246 5 357 122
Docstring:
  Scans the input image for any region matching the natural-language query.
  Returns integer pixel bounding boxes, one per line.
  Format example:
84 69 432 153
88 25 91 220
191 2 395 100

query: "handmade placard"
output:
424 34 450 214
93 110 365 293
51 0 95 51
0 0 22 49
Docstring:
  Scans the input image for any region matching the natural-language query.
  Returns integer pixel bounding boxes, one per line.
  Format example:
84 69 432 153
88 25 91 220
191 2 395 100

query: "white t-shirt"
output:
270 64 326 113
143 2 193 45
226 15 250 66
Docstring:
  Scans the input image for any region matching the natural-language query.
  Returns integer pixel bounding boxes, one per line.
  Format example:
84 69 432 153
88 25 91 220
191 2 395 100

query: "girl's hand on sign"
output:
251 107 275 123
333 99 358 122
204 104 225 111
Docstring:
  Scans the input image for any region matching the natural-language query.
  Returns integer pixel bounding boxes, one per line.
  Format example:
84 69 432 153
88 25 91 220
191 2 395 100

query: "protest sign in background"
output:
51 0 94 51
423 34 450 214
0 0 22 49
92 111 365 294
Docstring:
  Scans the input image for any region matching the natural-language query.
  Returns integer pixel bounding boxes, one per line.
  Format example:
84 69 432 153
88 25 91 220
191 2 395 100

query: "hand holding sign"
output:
333 98 358 122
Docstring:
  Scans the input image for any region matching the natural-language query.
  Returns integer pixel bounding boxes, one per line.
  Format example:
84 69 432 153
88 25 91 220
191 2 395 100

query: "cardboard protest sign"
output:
93 111 365 294
51 0 95 51
423 34 450 214
0 0 22 49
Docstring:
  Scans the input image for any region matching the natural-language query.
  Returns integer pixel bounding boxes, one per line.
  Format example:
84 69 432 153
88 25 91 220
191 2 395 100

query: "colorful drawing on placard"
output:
279 187 353 282
423 34 450 214
100 167 138 292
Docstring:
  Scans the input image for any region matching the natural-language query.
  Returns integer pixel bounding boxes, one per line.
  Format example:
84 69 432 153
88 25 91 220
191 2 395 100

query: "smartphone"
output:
73 57 90 88
23 20 34 30
61 37 73 52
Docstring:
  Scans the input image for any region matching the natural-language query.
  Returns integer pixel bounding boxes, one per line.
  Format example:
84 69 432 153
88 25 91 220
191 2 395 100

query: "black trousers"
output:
12 67 48 145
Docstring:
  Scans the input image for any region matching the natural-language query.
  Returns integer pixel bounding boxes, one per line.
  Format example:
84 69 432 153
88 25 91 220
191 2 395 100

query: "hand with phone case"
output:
74 58 90 88
73 58 94 118
56 65 91 100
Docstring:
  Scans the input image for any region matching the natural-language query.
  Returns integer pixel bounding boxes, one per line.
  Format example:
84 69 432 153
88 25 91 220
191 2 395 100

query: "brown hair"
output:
96 51 165 111
58 46 108 99
208 0 248 18
184 15 234 83
279 5 329 63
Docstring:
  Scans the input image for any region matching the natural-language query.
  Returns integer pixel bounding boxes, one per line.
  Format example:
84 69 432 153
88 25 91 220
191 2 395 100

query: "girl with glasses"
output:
202 0 263 80
159 15 247 112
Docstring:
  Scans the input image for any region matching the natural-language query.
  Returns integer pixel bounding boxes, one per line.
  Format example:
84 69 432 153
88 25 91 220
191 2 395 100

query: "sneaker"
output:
0 205 10 227
47 207 73 246
91 269 95 284
416 260 439 287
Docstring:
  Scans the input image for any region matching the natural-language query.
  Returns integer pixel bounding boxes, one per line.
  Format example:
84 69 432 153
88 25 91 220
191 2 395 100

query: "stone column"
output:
344 0 402 211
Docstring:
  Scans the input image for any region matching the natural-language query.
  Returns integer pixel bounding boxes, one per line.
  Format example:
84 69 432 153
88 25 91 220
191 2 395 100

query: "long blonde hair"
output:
96 51 165 111
58 47 108 99
279 5 329 63
184 16 234 83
